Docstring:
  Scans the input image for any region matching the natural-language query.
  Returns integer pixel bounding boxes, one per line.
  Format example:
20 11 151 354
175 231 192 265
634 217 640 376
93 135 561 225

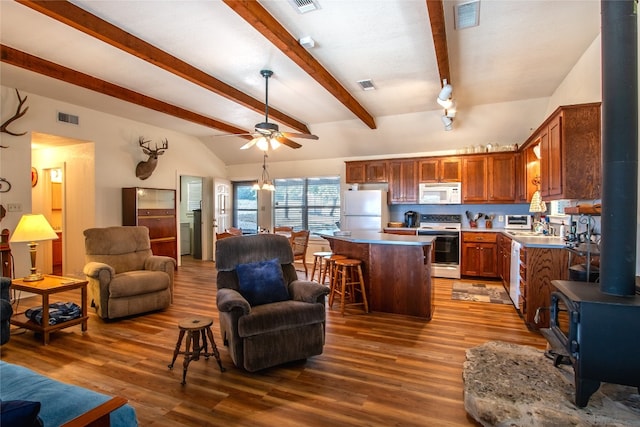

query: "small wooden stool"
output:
168 316 224 384
329 258 369 315
321 254 348 288
310 251 332 283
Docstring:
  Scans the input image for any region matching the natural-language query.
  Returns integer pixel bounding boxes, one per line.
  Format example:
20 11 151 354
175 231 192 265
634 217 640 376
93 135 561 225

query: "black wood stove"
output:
540 0 640 408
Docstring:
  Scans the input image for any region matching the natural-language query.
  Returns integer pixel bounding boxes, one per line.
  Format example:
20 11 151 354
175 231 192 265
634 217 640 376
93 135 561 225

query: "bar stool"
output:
321 254 348 287
310 251 332 283
329 258 369 315
168 316 225 384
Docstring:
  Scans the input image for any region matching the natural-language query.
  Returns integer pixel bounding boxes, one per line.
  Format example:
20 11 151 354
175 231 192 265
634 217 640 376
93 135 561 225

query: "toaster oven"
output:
504 214 532 230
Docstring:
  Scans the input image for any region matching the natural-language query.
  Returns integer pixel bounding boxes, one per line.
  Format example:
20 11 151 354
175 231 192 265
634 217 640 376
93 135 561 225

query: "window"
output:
274 177 340 232
233 182 258 233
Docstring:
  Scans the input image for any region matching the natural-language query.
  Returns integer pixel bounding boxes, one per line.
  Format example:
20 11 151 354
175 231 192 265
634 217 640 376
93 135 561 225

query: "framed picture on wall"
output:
31 167 38 187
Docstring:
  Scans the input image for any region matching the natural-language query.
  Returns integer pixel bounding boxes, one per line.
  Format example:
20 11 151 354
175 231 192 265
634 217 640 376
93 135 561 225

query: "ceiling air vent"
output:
455 0 480 30
357 79 376 91
57 112 79 125
288 0 320 14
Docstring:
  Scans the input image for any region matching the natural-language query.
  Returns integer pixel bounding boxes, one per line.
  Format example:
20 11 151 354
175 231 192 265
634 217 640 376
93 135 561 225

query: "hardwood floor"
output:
2 258 547 426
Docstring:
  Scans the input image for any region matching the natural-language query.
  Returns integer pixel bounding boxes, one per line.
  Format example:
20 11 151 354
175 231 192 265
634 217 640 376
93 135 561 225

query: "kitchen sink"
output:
507 231 549 237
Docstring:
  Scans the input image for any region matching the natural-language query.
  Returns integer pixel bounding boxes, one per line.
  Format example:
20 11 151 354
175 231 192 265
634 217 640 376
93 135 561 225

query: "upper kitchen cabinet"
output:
345 160 388 184
418 157 461 183
524 103 601 200
388 159 418 204
462 153 515 203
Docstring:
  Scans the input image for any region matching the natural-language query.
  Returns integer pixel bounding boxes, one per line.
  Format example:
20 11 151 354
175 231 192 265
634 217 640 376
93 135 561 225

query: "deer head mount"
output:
1 89 29 147
135 137 168 180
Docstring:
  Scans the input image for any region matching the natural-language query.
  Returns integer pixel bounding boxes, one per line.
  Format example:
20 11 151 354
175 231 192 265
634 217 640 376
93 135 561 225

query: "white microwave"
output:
418 182 462 204
505 214 532 229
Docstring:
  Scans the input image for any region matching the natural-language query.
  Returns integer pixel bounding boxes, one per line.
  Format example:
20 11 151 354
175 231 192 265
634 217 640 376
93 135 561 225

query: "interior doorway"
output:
179 175 203 260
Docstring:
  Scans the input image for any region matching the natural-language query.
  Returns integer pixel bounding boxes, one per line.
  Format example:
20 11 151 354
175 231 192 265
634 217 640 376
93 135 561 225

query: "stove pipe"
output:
599 0 638 296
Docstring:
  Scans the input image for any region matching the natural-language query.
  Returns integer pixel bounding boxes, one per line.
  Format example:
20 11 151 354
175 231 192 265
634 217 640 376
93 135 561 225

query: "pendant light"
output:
252 153 275 191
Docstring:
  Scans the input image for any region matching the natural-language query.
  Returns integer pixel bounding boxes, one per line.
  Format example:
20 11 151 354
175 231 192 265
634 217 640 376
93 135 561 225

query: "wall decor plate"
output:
31 167 38 187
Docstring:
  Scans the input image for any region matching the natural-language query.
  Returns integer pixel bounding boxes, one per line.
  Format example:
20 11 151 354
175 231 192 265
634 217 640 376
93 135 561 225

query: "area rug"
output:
463 341 640 426
451 282 512 305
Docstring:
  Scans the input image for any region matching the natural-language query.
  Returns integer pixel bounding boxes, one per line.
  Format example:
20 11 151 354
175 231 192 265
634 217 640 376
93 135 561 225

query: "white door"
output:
213 178 232 262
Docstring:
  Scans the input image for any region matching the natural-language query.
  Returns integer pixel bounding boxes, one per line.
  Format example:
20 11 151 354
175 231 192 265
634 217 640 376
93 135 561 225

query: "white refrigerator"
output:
341 190 389 231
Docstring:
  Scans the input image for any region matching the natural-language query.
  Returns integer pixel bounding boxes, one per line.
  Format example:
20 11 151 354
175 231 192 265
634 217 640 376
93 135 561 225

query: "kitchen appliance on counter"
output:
418 214 461 279
505 214 532 230
418 182 462 204
404 211 419 228
341 190 389 231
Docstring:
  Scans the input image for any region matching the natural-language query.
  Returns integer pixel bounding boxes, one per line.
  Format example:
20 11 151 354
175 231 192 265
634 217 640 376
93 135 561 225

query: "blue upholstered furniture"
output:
1 277 12 345
0 361 138 426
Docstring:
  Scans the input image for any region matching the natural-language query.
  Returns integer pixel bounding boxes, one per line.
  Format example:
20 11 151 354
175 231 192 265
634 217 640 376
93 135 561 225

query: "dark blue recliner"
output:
1 277 12 345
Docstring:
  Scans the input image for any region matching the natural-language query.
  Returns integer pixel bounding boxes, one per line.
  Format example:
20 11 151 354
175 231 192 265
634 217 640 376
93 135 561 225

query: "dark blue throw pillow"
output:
0 400 43 427
236 258 289 306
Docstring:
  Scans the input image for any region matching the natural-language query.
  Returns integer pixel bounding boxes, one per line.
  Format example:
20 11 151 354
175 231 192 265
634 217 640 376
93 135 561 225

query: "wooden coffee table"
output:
10 275 88 345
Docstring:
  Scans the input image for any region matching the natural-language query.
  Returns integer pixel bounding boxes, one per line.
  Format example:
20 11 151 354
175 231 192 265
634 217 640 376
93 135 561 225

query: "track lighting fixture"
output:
437 79 455 130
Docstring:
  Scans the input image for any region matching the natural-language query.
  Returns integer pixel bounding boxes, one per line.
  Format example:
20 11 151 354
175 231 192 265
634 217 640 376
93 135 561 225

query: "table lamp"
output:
9 214 59 281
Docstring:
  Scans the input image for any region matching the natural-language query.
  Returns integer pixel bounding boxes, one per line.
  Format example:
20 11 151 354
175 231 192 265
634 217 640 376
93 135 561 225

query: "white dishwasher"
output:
509 240 522 309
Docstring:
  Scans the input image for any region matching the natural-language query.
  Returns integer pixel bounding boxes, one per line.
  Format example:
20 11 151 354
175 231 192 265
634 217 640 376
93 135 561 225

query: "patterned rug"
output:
451 282 513 305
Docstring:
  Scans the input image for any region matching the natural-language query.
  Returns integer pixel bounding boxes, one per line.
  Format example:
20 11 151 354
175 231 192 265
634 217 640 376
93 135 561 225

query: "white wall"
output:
0 87 227 278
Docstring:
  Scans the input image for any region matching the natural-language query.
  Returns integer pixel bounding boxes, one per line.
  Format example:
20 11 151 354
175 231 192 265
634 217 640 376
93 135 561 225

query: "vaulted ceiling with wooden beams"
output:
1 1 600 165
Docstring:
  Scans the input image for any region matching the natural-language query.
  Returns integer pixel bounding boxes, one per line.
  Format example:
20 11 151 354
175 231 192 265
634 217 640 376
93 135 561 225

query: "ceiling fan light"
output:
270 138 281 150
256 137 269 151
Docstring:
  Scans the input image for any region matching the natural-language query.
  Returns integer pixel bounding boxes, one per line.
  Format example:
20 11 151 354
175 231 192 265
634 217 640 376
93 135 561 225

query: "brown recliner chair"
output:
215 234 329 372
83 226 175 320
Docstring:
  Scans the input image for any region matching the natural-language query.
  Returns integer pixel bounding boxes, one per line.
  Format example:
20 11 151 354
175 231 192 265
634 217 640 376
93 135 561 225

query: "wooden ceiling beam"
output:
223 0 377 130
426 0 451 85
15 0 310 134
0 45 252 139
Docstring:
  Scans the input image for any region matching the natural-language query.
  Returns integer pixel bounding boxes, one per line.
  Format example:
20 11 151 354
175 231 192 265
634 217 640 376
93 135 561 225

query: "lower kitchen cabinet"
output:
519 246 569 329
461 232 498 278
497 233 512 290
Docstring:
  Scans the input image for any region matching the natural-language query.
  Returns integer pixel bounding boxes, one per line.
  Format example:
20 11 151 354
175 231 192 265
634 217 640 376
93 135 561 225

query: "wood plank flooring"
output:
1 258 547 426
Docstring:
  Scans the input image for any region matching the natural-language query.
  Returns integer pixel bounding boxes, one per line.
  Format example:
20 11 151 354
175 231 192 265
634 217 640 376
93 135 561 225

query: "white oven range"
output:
417 214 461 279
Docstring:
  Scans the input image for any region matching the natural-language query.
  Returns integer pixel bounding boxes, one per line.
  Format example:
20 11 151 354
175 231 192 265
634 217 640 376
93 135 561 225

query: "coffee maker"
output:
404 211 419 228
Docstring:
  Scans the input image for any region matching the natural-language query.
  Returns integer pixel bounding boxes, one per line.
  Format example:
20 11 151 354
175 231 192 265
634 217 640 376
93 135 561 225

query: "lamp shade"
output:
10 214 58 243
528 191 547 213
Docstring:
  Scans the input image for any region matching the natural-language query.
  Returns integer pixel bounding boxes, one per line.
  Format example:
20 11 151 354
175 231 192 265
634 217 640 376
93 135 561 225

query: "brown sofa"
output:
83 226 175 320
215 234 329 372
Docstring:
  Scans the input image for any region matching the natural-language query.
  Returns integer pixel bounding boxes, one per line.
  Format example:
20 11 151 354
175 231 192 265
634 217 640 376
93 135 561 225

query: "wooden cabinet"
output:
418 157 461 182
345 160 387 184
525 103 601 200
122 187 177 262
488 154 515 202
462 154 515 203
388 159 418 204
497 233 511 290
518 246 569 329
462 156 487 203
461 232 498 278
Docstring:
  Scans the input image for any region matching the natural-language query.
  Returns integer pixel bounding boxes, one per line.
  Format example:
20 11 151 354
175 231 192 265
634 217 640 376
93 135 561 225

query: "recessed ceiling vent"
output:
455 0 480 30
357 79 376 91
57 112 79 125
288 0 321 14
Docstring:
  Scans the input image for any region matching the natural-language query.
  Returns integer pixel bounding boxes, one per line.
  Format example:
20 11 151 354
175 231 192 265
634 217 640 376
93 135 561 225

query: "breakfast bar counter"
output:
319 231 435 319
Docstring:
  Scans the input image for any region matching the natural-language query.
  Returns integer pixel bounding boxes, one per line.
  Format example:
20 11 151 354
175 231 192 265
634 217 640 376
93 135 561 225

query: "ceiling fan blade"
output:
214 133 254 138
281 132 319 140
275 136 302 149
240 138 259 150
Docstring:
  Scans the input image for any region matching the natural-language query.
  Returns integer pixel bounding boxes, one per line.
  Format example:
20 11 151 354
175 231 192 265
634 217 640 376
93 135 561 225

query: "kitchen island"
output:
318 231 436 319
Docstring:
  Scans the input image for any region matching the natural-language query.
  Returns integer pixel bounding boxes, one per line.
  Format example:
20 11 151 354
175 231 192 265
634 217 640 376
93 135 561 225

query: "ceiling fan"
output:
239 69 318 151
